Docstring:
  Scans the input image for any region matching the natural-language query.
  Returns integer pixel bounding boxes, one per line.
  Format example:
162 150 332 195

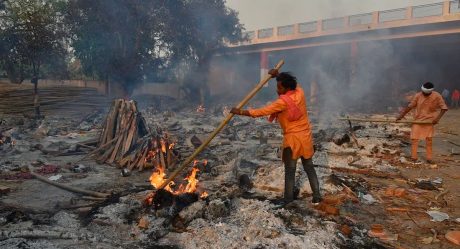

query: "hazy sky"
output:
226 0 443 30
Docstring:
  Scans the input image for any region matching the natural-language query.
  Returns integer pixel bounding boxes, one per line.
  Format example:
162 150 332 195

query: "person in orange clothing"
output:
397 82 448 164
230 70 321 205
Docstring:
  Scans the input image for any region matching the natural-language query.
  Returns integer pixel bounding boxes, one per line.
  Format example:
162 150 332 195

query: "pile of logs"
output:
94 99 177 170
0 84 109 116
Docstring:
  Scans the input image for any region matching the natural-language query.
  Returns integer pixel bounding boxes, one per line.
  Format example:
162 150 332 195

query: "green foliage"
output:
0 0 243 90
0 0 69 81
67 0 244 93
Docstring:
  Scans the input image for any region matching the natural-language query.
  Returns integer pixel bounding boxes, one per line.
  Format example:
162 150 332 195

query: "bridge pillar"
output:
260 51 269 81
406 7 413 19
443 1 451 15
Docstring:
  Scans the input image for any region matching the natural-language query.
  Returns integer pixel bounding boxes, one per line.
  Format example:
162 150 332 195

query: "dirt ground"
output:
396 108 460 248
1 104 459 249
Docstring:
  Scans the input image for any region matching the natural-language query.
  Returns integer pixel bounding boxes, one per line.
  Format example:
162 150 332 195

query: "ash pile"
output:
1 102 459 249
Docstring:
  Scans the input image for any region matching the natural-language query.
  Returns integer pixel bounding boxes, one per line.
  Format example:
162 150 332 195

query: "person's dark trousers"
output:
282 147 321 202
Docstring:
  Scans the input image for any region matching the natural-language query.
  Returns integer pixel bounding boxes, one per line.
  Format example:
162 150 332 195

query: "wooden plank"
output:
102 99 121 145
108 132 124 164
122 113 136 154
137 146 149 171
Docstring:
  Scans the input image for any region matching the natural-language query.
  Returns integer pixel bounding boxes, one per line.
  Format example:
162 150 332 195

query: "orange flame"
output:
200 191 208 199
149 164 174 192
160 139 167 153
148 158 207 196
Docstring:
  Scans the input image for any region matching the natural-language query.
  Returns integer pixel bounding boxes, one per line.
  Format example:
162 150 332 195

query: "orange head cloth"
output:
269 90 302 123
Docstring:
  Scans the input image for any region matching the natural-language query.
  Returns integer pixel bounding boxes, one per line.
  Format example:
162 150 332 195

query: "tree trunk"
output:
32 75 40 118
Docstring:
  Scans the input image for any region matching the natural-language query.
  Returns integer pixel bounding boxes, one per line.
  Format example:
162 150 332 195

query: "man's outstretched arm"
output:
396 106 413 121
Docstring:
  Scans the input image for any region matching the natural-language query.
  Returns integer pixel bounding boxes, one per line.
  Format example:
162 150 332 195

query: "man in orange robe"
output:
230 70 321 205
397 82 448 164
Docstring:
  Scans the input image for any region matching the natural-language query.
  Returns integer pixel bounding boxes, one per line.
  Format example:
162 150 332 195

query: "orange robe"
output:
409 91 448 139
248 87 314 160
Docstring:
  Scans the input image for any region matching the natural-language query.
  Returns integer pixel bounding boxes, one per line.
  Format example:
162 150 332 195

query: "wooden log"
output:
107 134 123 163
29 166 110 198
137 146 149 171
101 99 121 145
339 117 432 125
123 113 137 154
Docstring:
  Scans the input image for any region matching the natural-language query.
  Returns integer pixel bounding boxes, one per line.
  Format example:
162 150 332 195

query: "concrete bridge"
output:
208 1 460 107
226 1 460 54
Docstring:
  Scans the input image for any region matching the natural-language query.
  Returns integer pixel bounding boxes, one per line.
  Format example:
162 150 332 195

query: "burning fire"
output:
160 139 167 153
147 150 208 205
196 104 206 113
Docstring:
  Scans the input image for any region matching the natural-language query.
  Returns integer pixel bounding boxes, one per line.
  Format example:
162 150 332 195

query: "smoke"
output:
210 0 460 122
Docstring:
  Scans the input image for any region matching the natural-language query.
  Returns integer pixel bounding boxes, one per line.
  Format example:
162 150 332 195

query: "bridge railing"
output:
237 0 460 46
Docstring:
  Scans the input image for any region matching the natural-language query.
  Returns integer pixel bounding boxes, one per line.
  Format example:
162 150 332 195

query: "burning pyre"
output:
145 141 208 208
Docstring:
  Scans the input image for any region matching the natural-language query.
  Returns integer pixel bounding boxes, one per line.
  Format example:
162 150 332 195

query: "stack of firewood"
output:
0 84 109 116
95 99 177 170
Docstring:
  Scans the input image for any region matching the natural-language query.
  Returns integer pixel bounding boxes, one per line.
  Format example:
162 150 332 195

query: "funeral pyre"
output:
1 99 459 249
93 99 208 210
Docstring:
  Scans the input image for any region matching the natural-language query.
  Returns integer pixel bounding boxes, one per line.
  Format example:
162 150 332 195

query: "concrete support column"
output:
344 16 350 28
372 11 379 25
260 51 269 82
443 1 451 15
317 20 323 32
294 23 300 35
406 7 413 19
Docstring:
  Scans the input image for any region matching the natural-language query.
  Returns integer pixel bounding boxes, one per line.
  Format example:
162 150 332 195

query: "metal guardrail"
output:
298 21 317 33
413 2 444 18
258 28 273 39
349 13 373 26
277 25 294 36
379 8 406 22
322 17 345 30
450 0 460 13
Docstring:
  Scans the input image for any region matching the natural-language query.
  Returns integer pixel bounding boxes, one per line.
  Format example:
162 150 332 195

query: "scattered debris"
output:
426 210 449 222
1 100 459 249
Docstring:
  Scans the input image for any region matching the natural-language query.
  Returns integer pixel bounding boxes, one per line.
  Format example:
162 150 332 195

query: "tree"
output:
67 0 244 98
0 0 69 117
180 0 243 104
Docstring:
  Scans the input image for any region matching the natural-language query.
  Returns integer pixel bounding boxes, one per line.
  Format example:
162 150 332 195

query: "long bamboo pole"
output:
158 59 285 190
339 117 432 124
29 166 110 198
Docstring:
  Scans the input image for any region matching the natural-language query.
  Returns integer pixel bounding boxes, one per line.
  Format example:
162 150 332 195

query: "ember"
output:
196 104 206 113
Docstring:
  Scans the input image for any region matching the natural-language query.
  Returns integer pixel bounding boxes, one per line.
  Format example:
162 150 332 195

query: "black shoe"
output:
271 198 293 209
312 196 322 206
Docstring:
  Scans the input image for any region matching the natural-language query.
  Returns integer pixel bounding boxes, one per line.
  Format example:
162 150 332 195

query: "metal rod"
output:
158 59 285 190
